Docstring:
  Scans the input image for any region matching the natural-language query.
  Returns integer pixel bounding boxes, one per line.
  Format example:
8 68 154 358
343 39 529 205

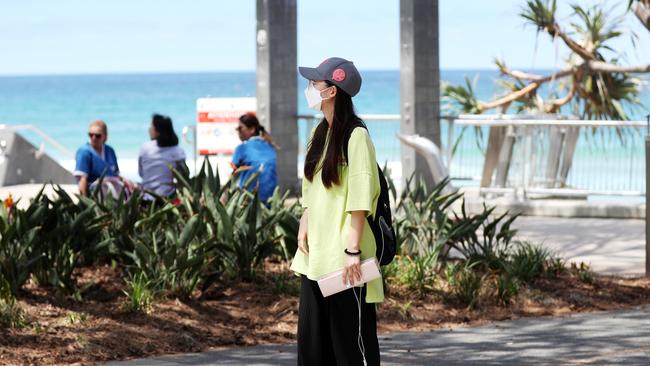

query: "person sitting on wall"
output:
231 113 278 202
138 114 187 201
74 119 134 197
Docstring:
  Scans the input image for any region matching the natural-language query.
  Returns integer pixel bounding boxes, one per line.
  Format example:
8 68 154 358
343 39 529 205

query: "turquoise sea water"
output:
0 70 647 190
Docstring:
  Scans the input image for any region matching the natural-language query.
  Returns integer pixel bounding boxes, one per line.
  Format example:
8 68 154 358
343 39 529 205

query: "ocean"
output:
0 70 648 192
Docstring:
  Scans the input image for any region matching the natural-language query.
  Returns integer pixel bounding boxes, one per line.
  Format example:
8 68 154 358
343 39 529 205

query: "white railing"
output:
0 124 75 160
296 114 648 197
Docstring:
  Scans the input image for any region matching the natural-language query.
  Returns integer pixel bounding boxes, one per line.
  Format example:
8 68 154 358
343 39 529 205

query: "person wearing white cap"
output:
290 57 382 366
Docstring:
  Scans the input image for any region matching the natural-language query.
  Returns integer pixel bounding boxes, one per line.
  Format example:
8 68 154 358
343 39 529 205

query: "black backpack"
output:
343 121 396 266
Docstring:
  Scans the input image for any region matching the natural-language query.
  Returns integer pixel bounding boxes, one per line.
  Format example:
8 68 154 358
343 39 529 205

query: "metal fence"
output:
297 114 647 196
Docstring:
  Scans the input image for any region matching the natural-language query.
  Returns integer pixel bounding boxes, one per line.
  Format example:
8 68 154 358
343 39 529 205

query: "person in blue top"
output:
74 119 131 196
231 113 278 202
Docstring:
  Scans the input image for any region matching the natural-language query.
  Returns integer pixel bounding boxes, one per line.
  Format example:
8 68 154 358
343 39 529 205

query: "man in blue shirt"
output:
74 120 122 196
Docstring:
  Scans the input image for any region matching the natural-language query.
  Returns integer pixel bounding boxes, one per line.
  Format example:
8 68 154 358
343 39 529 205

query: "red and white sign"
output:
196 97 256 155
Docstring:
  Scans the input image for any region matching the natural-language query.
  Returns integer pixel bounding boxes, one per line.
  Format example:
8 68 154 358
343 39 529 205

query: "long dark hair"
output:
304 84 363 188
239 113 276 148
152 114 179 147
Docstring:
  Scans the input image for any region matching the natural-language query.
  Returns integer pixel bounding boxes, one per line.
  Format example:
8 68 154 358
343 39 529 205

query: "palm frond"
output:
520 0 557 33
442 76 481 115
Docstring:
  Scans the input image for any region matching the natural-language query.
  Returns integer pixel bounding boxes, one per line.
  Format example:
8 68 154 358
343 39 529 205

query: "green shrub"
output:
546 257 567 278
31 187 110 294
381 257 400 294
122 273 157 314
126 209 218 299
572 262 594 284
446 205 519 271
396 250 440 297
394 176 464 258
449 263 484 309
0 274 27 329
390 174 520 272
264 189 300 262
270 272 300 296
495 274 520 306
444 262 461 287
0 195 44 295
506 241 552 284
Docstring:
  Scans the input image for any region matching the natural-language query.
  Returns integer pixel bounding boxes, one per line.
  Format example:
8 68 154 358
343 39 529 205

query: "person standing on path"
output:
290 57 382 366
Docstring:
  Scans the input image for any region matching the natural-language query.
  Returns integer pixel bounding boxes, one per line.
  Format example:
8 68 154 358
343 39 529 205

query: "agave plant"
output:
446 204 520 271
395 175 464 258
0 188 46 295
31 185 110 294
126 208 219 298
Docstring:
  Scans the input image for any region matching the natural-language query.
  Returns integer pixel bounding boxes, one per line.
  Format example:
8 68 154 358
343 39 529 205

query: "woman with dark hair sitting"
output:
138 114 187 200
231 112 278 202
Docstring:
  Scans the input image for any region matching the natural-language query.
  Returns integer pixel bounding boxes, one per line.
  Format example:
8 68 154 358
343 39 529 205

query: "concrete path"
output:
107 306 650 365
105 216 650 365
513 216 645 276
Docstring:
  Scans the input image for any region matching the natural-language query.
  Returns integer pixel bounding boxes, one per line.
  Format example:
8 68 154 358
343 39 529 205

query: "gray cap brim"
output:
298 67 325 81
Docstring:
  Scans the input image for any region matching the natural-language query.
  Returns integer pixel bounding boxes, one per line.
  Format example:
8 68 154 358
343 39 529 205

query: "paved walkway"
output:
107 306 650 365
513 216 645 276
100 216 646 365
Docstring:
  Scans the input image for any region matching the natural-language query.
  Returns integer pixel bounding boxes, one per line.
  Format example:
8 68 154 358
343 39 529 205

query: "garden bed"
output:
3 261 650 366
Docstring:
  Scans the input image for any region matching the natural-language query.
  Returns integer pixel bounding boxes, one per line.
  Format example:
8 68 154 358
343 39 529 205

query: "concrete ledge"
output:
461 198 645 219
455 188 645 219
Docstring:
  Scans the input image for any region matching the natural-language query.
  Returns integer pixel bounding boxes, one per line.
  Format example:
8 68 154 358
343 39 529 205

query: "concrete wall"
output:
0 130 74 186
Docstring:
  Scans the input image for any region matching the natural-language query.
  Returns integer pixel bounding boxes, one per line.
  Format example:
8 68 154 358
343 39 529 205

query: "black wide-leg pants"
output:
297 275 380 366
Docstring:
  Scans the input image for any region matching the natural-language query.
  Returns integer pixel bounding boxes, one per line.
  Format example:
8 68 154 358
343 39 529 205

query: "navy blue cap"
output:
298 57 362 97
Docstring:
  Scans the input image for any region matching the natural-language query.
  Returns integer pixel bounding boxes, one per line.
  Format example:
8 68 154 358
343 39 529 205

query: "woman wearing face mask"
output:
290 57 382 366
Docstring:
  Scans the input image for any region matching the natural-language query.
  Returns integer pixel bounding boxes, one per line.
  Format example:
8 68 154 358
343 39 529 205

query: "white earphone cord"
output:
353 215 384 366
353 286 368 366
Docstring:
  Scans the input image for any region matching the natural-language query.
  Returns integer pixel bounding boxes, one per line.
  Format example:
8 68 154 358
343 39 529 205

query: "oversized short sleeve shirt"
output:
74 143 119 184
290 127 383 303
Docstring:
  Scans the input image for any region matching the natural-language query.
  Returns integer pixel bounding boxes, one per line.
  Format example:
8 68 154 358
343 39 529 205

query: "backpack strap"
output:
342 120 367 164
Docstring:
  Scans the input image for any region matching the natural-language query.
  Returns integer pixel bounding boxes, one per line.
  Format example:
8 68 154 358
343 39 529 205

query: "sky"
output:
0 0 648 75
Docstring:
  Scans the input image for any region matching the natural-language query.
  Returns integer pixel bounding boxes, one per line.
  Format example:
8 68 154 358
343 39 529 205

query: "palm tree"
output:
442 0 649 190
444 0 649 120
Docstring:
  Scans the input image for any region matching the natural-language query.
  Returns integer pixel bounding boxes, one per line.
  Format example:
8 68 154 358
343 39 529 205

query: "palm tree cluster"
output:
445 0 649 120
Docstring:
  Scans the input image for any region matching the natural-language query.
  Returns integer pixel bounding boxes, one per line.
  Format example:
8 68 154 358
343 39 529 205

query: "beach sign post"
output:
196 97 257 178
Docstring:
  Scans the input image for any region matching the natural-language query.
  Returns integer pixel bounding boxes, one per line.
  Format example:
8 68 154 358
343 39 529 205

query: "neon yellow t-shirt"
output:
290 127 384 303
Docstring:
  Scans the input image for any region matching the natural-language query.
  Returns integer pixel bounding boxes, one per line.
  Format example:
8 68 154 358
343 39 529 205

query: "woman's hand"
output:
297 209 309 255
343 253 361 286
343 210 366 286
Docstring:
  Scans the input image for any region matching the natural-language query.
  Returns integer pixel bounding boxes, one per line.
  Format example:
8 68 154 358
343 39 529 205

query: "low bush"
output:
122 272 157 314
572 262 594 284
506 241 553 284
495 274 520 306
449 262 484 309
0 274 27 328
393 251 439 297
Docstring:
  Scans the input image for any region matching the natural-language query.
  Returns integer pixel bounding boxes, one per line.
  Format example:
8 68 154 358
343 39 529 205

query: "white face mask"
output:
304 81 331 111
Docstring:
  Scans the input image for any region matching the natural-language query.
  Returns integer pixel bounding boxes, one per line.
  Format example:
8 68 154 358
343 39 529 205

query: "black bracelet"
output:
344 248 362 256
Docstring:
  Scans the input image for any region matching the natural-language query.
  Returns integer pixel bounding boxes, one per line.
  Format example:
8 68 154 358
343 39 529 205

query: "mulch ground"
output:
3 261 650 366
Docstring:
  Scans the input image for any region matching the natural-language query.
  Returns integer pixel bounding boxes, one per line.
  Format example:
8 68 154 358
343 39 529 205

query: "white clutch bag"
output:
317 257 382 297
